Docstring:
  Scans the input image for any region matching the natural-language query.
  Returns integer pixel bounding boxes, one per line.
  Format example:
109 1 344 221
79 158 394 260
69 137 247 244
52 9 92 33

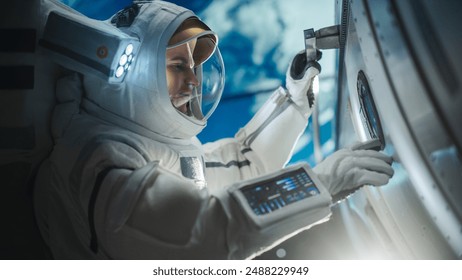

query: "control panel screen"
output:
241 168 320 216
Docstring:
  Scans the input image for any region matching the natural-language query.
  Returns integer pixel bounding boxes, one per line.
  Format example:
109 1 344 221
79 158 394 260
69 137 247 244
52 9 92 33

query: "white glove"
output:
285 50 322 117
313 147 394 196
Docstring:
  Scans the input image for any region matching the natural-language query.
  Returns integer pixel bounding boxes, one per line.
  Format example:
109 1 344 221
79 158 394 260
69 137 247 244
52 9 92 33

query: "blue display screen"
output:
241 168 320 216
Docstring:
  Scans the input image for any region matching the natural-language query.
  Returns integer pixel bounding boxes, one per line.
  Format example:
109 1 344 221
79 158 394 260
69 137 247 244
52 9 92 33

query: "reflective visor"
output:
168 30 217 66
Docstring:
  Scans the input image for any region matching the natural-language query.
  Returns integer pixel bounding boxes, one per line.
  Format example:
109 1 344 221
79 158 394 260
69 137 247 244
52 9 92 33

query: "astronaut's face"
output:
166 40 199 115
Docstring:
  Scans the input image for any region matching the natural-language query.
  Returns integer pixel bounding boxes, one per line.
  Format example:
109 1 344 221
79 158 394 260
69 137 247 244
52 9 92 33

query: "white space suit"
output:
34 0 393 259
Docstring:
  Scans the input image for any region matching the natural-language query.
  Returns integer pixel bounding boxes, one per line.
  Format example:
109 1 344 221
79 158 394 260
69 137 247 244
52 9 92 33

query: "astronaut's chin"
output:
179 103 189 115
172 102 190 115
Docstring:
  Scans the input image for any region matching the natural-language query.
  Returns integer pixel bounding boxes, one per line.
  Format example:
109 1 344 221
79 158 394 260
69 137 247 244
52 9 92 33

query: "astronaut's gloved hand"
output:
285 49 322 117
313 147 394 196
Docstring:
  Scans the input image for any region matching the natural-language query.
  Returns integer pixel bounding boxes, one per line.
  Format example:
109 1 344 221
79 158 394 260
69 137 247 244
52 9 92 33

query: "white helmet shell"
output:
82 1 223 140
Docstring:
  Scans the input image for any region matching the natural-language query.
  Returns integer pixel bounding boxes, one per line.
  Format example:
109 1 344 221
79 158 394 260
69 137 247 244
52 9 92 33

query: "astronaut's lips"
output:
171 93 192 114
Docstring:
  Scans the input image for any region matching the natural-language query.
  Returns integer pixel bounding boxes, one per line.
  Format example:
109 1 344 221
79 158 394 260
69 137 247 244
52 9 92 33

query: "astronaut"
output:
34 0 394 259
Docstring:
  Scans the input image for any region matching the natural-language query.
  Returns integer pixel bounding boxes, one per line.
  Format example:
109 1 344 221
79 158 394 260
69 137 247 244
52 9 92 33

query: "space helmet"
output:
82 1 224 140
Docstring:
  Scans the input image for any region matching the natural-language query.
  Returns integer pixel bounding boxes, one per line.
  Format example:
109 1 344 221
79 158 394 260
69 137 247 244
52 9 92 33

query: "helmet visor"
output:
166 32 224 121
